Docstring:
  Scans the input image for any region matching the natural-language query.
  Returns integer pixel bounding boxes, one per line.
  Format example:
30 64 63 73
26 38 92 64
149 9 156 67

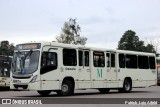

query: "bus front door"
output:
40 48 61 90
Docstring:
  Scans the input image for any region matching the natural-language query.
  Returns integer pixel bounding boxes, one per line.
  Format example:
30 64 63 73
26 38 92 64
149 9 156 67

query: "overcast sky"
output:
0 0 160 50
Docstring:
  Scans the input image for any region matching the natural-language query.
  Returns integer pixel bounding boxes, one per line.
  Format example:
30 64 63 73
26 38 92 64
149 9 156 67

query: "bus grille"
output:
14 84 28 89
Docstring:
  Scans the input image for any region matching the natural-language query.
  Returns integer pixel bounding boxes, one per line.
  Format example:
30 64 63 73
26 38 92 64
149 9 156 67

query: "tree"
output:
0 41 15 56
145 39 160 54
8 43 15 56
56 18 87 45
118 30 155 53
145 44 156 53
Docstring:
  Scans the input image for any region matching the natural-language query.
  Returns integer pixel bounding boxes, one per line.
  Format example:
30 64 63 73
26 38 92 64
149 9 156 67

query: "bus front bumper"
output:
10 81 40 91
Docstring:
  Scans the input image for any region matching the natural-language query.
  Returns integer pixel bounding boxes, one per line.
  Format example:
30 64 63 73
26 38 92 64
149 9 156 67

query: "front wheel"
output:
118 79 132 93
56 80 74 96
37 90 51 96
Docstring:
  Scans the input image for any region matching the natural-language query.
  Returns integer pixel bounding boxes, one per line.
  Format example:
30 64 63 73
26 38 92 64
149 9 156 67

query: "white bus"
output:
10 41 157 96
0 55 12 87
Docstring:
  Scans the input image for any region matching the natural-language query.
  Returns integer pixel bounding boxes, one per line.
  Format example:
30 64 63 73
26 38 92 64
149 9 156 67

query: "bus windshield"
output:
12 51 40 75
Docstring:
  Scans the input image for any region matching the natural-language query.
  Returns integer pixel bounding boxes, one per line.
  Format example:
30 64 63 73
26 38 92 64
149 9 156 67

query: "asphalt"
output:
0 86 160 107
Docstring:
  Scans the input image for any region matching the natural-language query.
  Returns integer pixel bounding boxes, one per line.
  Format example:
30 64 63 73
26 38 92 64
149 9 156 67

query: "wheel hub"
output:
62 84 68 92
125 82 130 91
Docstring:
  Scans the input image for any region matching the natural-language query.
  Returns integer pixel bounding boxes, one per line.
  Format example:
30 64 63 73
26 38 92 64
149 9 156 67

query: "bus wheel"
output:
119 79 132 93
37 90 51 96
98 88 110 94
57 80 74 96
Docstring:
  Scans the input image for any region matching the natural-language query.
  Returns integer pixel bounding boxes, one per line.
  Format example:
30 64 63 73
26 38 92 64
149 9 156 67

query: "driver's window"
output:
40 52 57 74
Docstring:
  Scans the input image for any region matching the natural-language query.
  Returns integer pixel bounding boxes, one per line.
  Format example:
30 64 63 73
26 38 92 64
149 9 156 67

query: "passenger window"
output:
63 49 77 66
85 51 89 66
40 52 57 74
111 53 115 67
126 55 137 68
78 50 83 66
78 51 89 66
106 53 110 67
138 56 149 69
119 54 125 68
149 57 156 69
93 51 105 67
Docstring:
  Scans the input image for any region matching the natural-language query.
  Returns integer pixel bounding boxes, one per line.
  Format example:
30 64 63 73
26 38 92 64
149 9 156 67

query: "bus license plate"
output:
13 80 21 83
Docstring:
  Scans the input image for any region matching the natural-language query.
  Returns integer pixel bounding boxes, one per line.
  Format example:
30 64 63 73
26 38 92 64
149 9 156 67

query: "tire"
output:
56 80 74 96
118 79 132 93
98 88 110 94
37 90 51 96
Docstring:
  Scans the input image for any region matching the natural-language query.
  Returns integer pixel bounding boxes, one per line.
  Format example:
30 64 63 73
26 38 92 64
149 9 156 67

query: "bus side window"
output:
106 53 110 67
138 56 149 69
63 49 77 66
149 57 156 69
79 51 89 67
40 52 57 74
126 55 137 68
85 51 89 66
111 53 115 67
119 54 125 68
93 52 105 67
79 50 83 66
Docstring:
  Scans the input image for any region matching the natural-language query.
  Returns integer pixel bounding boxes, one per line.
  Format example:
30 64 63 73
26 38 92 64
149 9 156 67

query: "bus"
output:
0 55 12 87
10 41 157 96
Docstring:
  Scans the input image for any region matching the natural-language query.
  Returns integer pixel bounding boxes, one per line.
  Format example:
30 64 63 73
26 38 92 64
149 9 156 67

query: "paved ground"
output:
0 86 160 107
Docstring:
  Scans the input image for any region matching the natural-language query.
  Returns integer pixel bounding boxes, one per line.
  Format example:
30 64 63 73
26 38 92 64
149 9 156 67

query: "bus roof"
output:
114 50 155 56
17 41 156 56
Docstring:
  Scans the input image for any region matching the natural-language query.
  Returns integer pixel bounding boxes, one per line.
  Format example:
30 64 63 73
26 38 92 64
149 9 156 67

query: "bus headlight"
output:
30 75 38 83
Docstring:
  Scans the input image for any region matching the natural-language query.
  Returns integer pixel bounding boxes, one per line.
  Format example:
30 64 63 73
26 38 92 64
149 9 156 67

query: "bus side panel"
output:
117 68 157 87
58 48 79 82
40 80 60 90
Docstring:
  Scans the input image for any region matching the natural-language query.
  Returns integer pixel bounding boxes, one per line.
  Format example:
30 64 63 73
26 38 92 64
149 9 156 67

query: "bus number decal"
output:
97 69 102 78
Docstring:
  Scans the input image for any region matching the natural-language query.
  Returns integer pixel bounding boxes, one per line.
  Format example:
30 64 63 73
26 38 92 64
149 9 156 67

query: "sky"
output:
0 0 160 51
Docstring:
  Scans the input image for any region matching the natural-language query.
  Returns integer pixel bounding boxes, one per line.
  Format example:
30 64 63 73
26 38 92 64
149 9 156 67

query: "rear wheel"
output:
37 90 51 96
118 79 132 93
56 80 74 96
98 88 110 94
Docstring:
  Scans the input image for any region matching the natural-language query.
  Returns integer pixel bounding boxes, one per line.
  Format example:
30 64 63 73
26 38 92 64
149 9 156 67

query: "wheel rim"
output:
62 84 68 92
125 82 130 91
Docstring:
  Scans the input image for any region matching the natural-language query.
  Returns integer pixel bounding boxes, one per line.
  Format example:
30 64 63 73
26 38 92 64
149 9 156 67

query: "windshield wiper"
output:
18 50 33 74
22 50 33 62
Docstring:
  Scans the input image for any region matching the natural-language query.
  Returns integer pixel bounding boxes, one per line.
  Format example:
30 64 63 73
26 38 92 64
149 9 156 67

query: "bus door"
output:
92 51 106 81
106 52 117 81
78 50 91 80
40 48 60 89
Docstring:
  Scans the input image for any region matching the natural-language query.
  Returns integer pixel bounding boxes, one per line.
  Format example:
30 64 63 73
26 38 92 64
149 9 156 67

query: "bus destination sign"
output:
16 43 41 50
